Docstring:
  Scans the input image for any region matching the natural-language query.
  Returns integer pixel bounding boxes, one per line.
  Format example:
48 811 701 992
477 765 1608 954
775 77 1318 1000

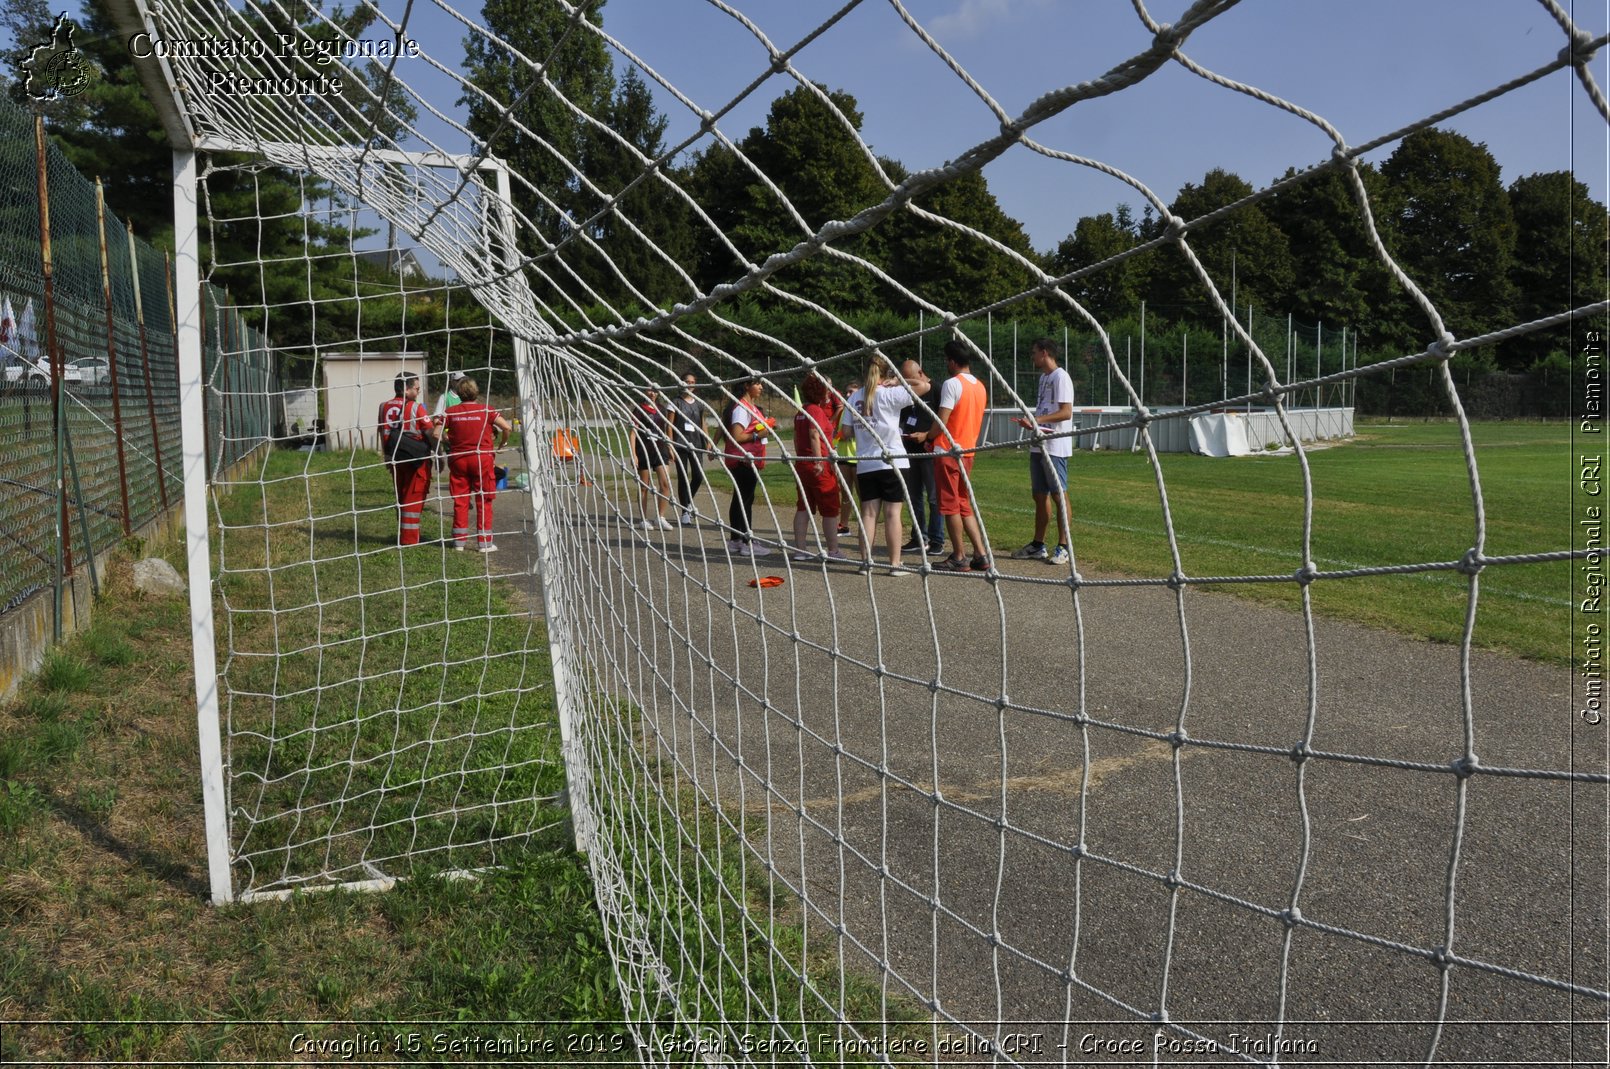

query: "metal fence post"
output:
96 179 133 535
129 222 169 511
199 283 212 474
34 114 71 640
220 291 234 467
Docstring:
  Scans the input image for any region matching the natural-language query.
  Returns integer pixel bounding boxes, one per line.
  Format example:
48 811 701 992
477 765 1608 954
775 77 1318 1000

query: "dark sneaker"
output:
970 556 992 572
899 539 924 554
1011 542 1048 561
927 543 946 557
932 556 971 572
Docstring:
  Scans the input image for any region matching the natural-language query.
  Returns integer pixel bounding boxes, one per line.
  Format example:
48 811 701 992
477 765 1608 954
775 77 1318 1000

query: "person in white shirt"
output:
1010 337 1074 566
843 354 930 576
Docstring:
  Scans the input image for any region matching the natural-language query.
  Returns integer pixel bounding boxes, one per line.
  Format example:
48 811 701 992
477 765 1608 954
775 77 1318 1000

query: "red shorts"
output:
795 462 841 517
935 454 976 517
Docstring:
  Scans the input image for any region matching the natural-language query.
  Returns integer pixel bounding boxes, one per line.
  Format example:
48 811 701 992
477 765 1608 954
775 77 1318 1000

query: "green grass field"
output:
210 453 569 892
0 447 917 1064
758 420 1570 662
0 420 1574 1060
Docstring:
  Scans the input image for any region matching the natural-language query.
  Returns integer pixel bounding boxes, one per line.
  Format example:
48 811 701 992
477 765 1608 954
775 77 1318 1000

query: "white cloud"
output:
928 0 1045 41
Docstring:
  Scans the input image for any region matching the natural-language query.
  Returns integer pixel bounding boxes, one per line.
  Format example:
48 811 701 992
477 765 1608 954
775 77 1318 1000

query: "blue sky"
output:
393 0 1609 252
23 1 1604 254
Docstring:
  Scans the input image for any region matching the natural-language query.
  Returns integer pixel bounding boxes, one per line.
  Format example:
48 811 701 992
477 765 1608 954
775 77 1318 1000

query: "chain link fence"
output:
0 94 277 620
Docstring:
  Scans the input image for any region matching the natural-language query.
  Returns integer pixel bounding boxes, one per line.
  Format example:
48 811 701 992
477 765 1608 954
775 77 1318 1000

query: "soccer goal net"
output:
119 0 1607 1061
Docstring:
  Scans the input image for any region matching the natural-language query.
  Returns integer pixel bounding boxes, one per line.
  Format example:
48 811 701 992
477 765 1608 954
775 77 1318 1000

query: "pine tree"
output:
461 0 615 277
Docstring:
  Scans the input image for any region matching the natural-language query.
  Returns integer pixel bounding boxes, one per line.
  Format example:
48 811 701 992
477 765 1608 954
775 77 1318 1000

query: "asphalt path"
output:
466 463 1607 1066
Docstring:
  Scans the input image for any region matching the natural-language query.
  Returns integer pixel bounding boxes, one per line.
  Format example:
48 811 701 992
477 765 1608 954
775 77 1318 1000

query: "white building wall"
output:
321 352 429 450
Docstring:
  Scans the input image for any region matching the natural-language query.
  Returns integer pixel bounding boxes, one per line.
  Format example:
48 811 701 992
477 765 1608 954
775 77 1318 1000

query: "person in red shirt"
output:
442 377 512 552
790 373 847 561
628 386 675 531
378 372 438 545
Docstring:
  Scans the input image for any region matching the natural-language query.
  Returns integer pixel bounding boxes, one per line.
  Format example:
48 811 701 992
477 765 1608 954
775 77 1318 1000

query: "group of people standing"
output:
626 337 1077 576
378 372 512 551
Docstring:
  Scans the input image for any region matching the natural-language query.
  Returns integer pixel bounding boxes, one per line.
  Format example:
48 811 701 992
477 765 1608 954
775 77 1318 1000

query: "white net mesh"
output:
139 0 1608 1061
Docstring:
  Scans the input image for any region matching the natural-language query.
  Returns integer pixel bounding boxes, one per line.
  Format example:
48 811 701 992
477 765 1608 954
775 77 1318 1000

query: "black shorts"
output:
857 467 906 504
635 440 667 471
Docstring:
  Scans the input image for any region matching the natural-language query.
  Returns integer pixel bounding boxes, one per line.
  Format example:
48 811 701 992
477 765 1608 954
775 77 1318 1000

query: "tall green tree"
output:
885 161 1040 317
1049 203 1149 324
1376 128 1516 351
710 84 890 312
1262 163 1393 333
575 66 691 310
0 1 442 371
1142 168 1294 324
1503 170 1608 368
3 2 172 239
461 0 614 256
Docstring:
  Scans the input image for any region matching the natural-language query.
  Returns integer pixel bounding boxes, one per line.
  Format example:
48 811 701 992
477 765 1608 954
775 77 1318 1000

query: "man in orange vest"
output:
922 340 990 571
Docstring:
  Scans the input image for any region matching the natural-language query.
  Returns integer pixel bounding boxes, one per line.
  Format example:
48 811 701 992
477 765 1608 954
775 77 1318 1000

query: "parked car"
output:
69 356 109 386
2 350 82 386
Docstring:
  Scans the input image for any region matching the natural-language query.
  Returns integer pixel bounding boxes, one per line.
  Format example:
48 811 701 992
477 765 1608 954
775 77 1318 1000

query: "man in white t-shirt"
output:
1010 337 1074 566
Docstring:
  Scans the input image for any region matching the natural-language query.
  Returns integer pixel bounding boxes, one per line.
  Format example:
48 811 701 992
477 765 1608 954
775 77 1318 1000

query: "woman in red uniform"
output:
378 372 438 545
790 372 847 561
442 378 512 552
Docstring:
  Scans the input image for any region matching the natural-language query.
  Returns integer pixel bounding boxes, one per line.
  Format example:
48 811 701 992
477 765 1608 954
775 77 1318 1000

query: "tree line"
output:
460 0 1604 405
8 0 1603 409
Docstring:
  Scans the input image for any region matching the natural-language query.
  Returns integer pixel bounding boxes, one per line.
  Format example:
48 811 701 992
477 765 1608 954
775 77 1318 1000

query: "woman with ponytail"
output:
842 354 930 576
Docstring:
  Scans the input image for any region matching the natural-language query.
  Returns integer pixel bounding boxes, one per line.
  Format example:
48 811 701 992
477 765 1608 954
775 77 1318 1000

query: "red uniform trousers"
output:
392 458 432 545
794 460 841 517
448 451 496 548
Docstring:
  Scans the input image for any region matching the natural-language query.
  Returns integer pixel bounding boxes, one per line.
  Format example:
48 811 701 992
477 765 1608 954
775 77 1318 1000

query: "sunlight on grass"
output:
759 420 1569 661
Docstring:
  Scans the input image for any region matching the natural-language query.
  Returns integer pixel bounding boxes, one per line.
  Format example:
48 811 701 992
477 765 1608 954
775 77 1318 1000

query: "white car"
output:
69 356 109 386
2 350 82 386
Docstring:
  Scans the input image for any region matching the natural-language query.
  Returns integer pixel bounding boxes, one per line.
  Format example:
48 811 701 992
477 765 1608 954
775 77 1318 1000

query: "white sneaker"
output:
642 519 656 531
478 543 498 553
680 510 695 526
657 516 675 531
727 538 745 555
887 565 913 577
791 551 815 562
748 542 773 557
453 541 468 552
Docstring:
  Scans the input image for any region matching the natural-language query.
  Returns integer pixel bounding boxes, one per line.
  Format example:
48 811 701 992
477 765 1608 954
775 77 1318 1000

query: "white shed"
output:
320 352 430 450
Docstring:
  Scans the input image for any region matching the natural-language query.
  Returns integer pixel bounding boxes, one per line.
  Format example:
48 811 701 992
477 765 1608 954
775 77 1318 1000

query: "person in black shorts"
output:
629 386 675 531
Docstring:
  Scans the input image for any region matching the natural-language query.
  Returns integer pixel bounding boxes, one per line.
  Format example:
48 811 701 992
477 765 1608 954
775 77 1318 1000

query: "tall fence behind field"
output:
0 96 276 621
